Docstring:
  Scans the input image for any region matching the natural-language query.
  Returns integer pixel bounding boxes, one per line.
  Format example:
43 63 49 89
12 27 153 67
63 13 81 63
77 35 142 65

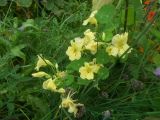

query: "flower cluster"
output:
32 55 83 117
32 7 133 118
32 55 66 94
66 29 101 61
144 0 156 22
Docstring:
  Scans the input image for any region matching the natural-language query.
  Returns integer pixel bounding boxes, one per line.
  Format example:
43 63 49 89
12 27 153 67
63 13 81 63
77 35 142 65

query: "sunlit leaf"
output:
92 0 113 10
10 44 26 61
96 4 116 24
16 0 32 7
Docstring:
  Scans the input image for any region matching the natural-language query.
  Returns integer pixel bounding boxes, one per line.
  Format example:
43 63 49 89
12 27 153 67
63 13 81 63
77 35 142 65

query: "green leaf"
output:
121 6 135 26
46 0 55 10
0 0 7 6
127 6 135 25
103 30 113 42
16 0 32 7
0 100 3 108
92 0 113 10
150 29 160 40
96 4 116 24
7 102 15 116
96 49 110 64
64 74 74 86
97 67 109 80
19 19 38 31
66 58 88 72
27 95 50 115
10 44 26 61
153 54 160 66
77 78 91 85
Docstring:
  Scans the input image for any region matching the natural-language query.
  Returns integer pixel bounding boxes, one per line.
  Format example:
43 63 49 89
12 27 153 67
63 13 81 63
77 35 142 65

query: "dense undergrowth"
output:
0 0 160 120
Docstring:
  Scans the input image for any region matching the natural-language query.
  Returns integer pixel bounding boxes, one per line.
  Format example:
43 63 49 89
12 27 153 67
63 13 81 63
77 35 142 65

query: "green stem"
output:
124 0 129 32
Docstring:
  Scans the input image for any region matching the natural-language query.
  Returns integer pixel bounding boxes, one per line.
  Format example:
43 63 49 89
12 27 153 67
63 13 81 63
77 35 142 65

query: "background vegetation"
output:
0 0 160 120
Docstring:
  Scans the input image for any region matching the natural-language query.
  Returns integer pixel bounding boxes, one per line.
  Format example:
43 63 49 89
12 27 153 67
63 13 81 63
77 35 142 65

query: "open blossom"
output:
79 59 102 80
85 40 98 54
66 39 83 61
32 71 50 78
106 45 118 57
59 92 83 117
83 29 100 54
42 78 65 93
79 63 94 80
112 32 128 48
83 10 97 26
35 55 53 71
90 59 102 73
106 32 131 57
84 29 96 43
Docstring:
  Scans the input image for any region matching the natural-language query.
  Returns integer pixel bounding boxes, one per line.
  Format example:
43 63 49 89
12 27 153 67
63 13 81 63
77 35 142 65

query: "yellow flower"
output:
92 63 102 73
35 55 53 71
74 37 84 48
66 40 82 61
79 62 94 80
83 10 98 26
106 32 131 57
83 29 98 54
32 71 50 78
85 40 98 54
60 92 83 117
106 45 118 57
112 32 128 49
83 29 96 43
42 78 65 93
79 59 102 80
89 58 102 73
56 71 66 78
118 44 130 56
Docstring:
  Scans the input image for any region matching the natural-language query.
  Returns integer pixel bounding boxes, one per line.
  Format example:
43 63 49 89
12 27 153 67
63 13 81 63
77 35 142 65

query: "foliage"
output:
1 0 160 120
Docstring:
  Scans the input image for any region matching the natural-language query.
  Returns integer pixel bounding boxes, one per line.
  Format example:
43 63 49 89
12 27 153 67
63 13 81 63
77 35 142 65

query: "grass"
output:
1 0 160 120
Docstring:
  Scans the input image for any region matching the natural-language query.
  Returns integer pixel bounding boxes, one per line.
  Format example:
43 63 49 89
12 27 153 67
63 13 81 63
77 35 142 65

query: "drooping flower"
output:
59 92 83 117
35 55 53 71
42 78 65 93
32 71 50 78
83 10 98 26
66 39 83 61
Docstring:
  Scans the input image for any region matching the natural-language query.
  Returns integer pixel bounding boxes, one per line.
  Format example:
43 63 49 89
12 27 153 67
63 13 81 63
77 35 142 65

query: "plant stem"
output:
124 0 129 32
